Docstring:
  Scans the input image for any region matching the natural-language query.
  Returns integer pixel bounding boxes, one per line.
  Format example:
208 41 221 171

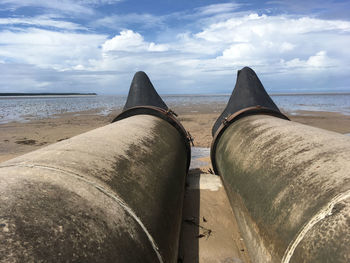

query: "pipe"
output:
0 72 190 263
211 67 350 263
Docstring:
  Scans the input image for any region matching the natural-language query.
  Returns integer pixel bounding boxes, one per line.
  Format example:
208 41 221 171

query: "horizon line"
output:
2 92 350 97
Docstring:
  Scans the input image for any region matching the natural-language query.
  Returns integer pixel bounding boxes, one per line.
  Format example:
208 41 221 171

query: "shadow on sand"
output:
177 168 201 262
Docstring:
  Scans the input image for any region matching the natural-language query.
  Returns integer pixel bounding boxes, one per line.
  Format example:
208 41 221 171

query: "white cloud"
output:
195 14 350 43
94 13 164 29
307 51 329 67
0 63 124 93
0 28 106 69
178 13 350 76
102 30 169 53
282 51 333 69
221 43 255 60
280 42 295 52
79 0 121 4
196 3 242 15
148 42 169 52
0 0 122 14
0 7 350 93
0 16 86 30
0 0 93 14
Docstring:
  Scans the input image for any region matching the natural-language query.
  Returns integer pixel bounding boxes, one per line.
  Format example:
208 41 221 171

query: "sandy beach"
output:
1 104 350 163
1 104 350 262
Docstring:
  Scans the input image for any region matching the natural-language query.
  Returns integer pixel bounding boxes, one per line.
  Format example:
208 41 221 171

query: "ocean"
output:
1 94 350 124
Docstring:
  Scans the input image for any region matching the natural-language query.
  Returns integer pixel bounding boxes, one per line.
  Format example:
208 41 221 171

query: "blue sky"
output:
0 0 350 94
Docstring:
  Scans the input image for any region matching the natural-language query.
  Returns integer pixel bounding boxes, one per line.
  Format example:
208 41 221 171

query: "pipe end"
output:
124 71 168 111
212 67 284 136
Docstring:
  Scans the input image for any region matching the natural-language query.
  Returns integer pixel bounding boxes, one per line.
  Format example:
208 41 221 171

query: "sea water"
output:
1 94 350 124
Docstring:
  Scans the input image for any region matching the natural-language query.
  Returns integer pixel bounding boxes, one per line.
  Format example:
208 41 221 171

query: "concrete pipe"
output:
0 72 191 263
211 67 350 263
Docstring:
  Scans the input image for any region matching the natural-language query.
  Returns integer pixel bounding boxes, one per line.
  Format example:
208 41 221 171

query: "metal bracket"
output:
166 109 178 117
187 131 194 146
222 117 229 126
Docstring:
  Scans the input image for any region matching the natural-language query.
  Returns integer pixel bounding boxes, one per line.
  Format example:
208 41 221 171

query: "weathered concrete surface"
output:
179 148 251 263
214 115 350 263
0 114 188 263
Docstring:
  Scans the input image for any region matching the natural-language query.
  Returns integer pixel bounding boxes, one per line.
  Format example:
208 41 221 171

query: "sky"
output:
0 0 350 94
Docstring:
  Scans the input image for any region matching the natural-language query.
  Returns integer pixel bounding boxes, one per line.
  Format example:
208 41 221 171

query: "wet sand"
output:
1 105 350 163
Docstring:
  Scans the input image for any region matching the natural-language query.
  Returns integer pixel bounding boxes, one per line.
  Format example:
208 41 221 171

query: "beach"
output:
2 101 350 262
1 103 350 163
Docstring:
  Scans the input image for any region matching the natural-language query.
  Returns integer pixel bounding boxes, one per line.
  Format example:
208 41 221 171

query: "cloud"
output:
102 30 169 52
0 15 86 30
0 62 126 93
307 51 329 67
281 51 334 69
195 3 242 16
266 0 350 20
0 1 350 94
79 0 122 4
195 14 350 43
0 0 122 15
189 14 350 72
94 13 165 30
0 0 93 14
0 28 106 69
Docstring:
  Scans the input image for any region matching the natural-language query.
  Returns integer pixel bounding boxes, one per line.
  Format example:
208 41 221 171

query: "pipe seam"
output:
0 163 164 263
281 189 350 263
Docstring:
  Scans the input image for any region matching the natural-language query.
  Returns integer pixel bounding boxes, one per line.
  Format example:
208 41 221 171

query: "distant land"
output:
0 93 97 96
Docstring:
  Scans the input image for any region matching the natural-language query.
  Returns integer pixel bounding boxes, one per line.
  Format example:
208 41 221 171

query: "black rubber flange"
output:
112 106 192 173
210 106 290 175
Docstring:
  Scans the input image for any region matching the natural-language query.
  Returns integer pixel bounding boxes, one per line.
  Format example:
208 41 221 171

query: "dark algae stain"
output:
109 119 187 262
14 138 48 146
15 139 37 145
0 180 158 262
216 115 350 262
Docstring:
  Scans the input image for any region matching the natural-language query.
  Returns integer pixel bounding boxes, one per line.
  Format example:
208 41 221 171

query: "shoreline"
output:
0 93 97 96
1 107 350 163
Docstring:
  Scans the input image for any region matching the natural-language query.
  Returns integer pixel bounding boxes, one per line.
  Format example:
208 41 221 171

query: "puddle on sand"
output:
190 147 210 170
